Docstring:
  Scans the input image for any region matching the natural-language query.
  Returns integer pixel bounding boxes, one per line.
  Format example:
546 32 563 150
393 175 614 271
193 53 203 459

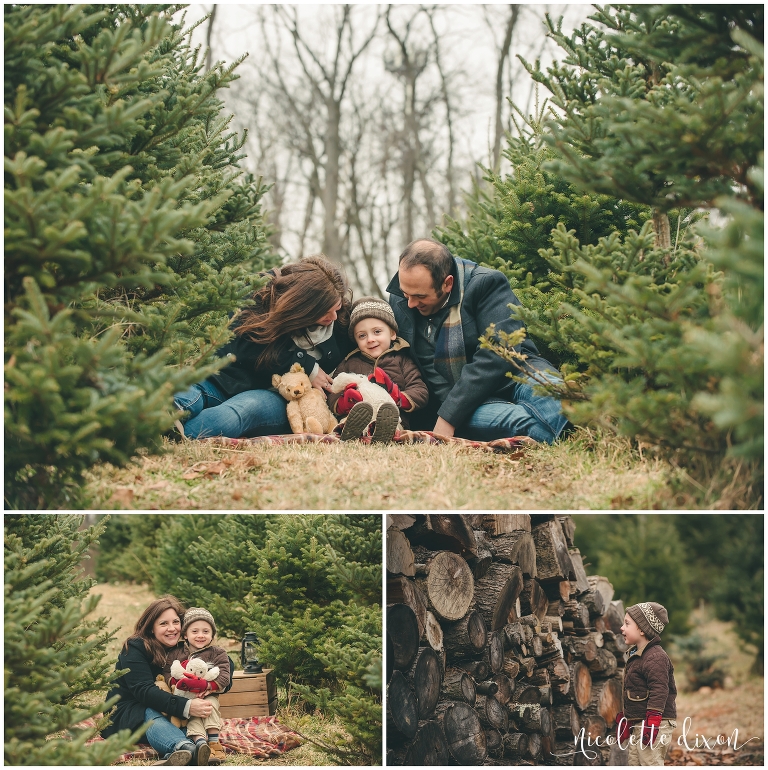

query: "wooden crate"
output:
219 669 277 718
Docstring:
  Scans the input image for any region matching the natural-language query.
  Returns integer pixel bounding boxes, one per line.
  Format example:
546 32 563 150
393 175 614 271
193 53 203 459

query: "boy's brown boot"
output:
207 741 225 766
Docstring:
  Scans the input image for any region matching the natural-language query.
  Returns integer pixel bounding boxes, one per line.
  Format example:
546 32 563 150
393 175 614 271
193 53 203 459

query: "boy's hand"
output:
641 711 663 748
615 711 630 743
335 383 363 415
369 368 410 408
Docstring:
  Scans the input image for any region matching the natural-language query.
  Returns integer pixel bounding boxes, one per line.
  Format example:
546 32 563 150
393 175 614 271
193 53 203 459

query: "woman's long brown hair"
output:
235 255 352 368
123 595 186 667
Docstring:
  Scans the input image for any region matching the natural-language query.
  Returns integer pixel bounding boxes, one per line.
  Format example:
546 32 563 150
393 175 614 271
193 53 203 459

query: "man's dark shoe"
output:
151 749 192 766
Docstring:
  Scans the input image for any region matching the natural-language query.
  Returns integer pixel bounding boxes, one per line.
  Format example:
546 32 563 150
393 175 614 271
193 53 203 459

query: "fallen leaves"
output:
182 461 229 480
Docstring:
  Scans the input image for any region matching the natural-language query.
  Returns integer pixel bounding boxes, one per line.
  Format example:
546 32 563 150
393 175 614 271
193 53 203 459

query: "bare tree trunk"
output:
206 5 218 73
492 6 520 173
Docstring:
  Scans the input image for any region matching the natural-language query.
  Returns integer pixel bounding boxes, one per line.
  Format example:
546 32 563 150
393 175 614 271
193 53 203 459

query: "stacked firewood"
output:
386 514 629 766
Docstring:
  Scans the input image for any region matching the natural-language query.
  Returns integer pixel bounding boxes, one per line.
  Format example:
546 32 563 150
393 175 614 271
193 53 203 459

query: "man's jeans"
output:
174 380 290 439
457 376 570 443
144 707 194 759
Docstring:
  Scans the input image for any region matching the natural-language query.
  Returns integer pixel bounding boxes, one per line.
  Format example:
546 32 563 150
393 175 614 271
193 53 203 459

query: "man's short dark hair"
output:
398 239 454 291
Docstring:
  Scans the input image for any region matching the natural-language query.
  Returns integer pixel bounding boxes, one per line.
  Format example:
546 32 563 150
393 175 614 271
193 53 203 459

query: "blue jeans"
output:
456 376 570 444
174 380 290 439
144 707 194 759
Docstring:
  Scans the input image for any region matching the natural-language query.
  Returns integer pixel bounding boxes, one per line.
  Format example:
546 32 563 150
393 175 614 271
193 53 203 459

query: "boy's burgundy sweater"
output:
328 338 429 429
622 637 677 721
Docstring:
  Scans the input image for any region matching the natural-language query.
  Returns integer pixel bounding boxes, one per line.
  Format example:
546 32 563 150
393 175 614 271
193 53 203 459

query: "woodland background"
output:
5 4 762 509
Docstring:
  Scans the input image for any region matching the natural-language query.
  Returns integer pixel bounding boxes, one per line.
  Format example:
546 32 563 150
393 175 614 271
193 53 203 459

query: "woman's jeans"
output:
174 380 290 439
144 707 194 759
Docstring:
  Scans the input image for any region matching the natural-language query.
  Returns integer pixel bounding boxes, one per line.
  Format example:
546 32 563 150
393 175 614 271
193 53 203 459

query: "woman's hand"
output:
188 698 213 717
310 367 333 391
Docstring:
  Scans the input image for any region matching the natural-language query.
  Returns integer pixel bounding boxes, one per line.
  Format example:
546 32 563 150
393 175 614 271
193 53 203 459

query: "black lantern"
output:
241 632 263 673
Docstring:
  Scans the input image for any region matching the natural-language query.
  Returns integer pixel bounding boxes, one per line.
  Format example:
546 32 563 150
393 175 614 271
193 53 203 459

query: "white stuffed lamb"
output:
170 658 220 700
331 372 402 431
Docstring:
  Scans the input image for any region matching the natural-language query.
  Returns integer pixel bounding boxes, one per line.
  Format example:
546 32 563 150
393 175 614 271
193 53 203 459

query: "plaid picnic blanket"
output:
77 716 301 763
200 429 535 454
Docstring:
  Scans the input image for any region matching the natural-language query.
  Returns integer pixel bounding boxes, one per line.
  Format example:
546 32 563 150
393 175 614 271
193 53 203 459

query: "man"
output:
386 238 570 442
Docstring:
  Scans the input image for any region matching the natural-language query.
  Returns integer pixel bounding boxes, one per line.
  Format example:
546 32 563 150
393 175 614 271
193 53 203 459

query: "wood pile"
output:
386 514 628 766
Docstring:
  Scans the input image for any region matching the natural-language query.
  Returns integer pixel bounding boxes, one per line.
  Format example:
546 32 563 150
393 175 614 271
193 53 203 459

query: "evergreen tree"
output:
4 5 276 508
146 514 382 765
451 5 762 499
572 514 693 637
4 514 141 765
94 513 172 583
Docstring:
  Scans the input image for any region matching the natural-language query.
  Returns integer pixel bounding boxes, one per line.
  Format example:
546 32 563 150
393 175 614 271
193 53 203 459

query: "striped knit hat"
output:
348 296 398 340
627 602 668 639
182 607 217 638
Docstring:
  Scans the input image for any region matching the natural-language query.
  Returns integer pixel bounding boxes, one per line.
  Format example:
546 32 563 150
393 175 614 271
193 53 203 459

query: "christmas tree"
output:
442 6 763 499
4 514 141 765
137 513 383 765
5 5 276 508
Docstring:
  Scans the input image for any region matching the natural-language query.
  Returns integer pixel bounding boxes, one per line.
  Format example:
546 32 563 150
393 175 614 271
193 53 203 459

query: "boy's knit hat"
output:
182 607 216 638
627 602 668 639
348 296 398 340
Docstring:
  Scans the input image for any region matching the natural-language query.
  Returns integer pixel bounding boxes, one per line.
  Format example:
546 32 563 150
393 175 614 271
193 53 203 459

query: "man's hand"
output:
433 417 455 437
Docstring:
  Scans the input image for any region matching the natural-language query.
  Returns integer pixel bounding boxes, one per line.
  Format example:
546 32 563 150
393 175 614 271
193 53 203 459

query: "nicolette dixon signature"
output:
556 717 761 761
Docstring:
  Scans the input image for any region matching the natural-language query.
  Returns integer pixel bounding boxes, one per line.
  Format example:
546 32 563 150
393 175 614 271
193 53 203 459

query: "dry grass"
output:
80 428 693 510
88 582 336 766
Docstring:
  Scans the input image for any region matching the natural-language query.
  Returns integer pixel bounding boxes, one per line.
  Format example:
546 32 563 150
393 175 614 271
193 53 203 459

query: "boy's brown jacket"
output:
164 642 231 693
622 637 677 721
328 338 429 429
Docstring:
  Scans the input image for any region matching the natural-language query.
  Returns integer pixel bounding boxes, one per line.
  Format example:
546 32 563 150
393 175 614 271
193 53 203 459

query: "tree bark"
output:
502 732 529 760
410 513 478 555
490 531 537 576
539 684 554 706
387 513 417 531
442 609 487 656
564 600 591 629
567 547 591 593
553 703 581 739
482 513 531 535
570 660 593 711
387 527 415 576
476 694 509 731
520 577 549 619
441 701 487 765
454 659 490 682
387 576 427 638
582 713 607 742
585 678 622 725
533 520 574 581
387 603 421 671
587 575 614 607
587 648 618 679
502 655 520 679
484 630 505 674
441 667 476 706
512 683 541 704
485 728 504 759
407 647 442 720
474 562 524 630
557 515 576 547
492 672 514 705
582 589 606 618
388 670 418 742
404 719 449 765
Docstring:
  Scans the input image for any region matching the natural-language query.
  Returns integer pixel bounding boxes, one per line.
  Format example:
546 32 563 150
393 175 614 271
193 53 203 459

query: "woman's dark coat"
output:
209 286 354 399
100 638 190 738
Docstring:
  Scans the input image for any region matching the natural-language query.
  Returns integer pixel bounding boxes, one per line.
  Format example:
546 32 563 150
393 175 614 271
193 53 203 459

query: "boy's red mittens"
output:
368 367 410 408
335 383 363 415
615 711 630 743
641 711 663 748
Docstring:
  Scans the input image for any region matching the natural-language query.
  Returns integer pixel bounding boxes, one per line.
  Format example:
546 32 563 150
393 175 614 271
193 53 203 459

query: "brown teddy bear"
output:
155 675 185 728
272 363 338 435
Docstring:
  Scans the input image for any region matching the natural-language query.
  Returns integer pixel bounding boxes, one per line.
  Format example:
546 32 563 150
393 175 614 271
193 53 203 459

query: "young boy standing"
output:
616 602 677 766
165 608 231 766
329 297 429 442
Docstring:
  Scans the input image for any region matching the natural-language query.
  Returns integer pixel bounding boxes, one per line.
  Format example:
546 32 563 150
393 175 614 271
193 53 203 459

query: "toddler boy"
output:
616 602 677 766
165 608 231 766
329 296 429 442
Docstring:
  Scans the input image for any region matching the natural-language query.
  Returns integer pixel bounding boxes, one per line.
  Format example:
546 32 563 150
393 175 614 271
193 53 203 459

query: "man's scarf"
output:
433 257 475 386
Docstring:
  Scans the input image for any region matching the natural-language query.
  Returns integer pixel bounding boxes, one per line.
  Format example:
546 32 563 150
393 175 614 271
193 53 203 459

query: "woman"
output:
174 255 354 438
100 596 213 766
